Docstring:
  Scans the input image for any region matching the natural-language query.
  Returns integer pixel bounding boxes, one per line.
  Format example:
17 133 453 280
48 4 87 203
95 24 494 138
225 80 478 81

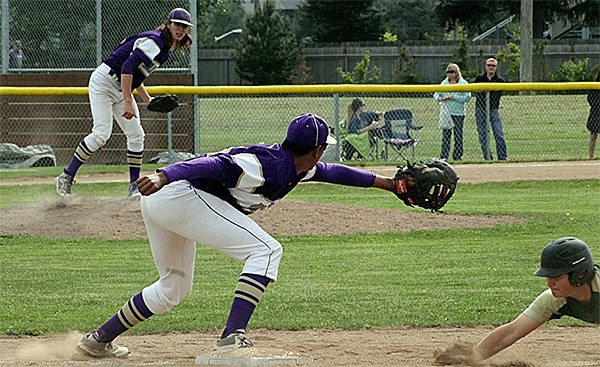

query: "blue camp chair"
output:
378 109 422 161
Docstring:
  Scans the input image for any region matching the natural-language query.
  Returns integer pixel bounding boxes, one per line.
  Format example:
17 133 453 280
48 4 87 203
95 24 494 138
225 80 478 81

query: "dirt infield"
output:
1 327 599 367
0 161 599 366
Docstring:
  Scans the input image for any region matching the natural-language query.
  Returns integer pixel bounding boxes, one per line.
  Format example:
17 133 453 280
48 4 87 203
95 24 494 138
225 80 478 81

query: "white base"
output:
195 355 313 366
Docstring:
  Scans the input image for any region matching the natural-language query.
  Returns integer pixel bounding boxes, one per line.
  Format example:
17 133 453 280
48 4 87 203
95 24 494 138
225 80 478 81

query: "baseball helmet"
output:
534 237 595 287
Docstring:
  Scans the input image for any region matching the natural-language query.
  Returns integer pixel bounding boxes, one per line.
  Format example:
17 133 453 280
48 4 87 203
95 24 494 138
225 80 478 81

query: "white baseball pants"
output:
139 180 282 315
85 63 144 153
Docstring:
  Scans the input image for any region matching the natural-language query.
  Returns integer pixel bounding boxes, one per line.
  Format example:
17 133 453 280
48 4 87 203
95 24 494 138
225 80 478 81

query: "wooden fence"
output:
198 41 600 85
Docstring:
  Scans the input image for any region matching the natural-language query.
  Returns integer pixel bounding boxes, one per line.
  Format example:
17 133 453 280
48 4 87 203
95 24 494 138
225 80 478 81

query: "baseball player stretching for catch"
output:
55 8 192 200
76 113 457 358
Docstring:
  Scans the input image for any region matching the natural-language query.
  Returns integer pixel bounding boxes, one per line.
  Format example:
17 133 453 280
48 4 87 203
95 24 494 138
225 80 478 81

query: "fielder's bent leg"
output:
222 274 271 338
77 292 154 358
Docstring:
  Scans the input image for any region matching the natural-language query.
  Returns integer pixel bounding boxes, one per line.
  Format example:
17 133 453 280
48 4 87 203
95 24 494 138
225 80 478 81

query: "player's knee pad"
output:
246 240 283 280
83 134 107 152
145 270 193 314
127 134 145 153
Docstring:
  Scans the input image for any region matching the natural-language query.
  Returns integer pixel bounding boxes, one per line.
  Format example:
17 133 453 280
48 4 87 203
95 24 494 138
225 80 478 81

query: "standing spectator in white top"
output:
433 63 471 161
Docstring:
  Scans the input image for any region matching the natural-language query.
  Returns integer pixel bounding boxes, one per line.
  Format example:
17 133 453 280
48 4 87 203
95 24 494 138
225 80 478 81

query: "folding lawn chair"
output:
378 109 422 161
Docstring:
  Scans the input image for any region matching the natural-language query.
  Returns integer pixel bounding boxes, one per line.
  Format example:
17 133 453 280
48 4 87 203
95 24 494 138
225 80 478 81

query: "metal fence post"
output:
1 0 9 74
167 111 174 163
485 91 492 158
189 0 200 156
333 93 341 162
95 0 102 66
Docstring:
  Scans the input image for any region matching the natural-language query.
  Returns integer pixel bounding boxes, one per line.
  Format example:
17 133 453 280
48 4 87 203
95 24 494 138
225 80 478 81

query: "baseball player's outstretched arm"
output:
473 313 542 361
435 313 542 365
372 174 415 193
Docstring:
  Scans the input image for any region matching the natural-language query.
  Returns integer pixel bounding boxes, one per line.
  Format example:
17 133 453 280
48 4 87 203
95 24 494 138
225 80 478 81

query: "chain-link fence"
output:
194 85 598 164
1 83 598 168
1 0 194 73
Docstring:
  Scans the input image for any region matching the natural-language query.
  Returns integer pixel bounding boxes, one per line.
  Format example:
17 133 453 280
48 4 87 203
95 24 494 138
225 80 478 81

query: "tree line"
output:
6 0 599 84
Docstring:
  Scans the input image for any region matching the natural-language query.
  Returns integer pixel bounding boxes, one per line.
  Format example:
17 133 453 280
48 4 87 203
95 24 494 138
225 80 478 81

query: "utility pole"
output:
520 0 533 83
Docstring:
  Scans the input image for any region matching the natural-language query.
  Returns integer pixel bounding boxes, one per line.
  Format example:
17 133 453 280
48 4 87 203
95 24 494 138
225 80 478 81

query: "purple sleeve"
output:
121 52 146 75
310 162 376 187
158 155 241 185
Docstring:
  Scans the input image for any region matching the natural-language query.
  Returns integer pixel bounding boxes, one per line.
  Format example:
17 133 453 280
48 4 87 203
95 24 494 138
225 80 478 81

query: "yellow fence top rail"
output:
1 82 599 96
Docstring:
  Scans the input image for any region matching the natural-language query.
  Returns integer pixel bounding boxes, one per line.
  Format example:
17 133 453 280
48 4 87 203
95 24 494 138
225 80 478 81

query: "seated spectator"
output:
338 118 370 160
343 98 383 159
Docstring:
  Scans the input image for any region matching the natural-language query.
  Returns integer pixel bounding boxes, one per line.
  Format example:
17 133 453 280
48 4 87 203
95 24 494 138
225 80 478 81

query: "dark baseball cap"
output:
286 113 336 147
168 8 194 27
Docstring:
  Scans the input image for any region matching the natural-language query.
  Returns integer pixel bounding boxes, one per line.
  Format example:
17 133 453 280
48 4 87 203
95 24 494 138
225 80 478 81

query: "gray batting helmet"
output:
534 237 595 287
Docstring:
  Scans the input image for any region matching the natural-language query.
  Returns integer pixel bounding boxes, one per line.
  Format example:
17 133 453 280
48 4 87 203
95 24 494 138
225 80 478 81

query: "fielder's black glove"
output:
147 95 179 113
393 159 459 212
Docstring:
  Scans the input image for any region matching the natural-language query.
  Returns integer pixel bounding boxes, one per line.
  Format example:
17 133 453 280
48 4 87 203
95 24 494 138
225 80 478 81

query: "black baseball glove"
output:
147 95 179 113
393 159 459 212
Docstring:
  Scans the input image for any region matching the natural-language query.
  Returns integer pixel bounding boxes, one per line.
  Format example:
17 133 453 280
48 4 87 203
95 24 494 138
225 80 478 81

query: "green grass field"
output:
0 166 598 336
195 93 591 162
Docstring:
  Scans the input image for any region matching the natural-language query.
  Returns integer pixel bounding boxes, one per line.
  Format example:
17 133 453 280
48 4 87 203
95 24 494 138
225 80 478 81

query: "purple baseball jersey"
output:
104 30 170 90
159 144 376 214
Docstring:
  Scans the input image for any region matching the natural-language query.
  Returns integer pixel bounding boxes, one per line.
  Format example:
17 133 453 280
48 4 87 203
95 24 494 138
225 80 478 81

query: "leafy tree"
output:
234 0 300 85
450 39 470 72
337 51 380 84
200 0 246 47
289 54 314 85
550 58 598 82
435 0 600 38
446 39 476 81
380 31 398 43
390 45 424 84
375 0 444 41
9 0 96 68
435 0 508 36
8 0 222 69
496 42 520 82
297 0 384 42
190 1 236 41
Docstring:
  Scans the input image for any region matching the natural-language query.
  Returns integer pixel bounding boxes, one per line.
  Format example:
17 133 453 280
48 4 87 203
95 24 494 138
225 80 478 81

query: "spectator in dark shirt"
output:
587 69 600 159
8 40 25 72
473 58 508 161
